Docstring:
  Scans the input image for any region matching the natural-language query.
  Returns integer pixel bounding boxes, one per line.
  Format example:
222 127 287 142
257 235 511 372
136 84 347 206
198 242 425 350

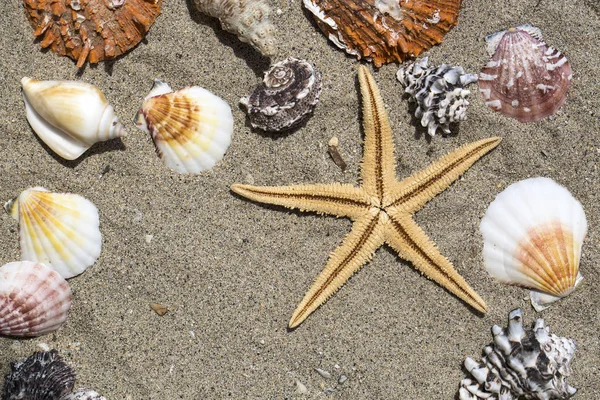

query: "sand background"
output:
1 0 599 398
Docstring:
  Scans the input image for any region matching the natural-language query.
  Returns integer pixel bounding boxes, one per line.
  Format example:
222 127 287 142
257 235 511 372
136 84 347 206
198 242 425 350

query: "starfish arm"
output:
231 182 374 219
357 66 397 200
383 137 502 211
289 212 386 328
384 209 488 313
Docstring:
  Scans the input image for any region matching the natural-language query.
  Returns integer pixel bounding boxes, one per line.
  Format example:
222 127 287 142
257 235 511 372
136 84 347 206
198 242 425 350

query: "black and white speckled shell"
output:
458 309 577 400
397 57 477 136
2 350 75 400
240 58 322 132
61 389 108 400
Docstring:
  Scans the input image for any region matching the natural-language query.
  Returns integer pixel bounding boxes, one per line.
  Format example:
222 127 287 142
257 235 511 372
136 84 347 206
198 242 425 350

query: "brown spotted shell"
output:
303 0 462 67
479 25 572 123
22 0 163 67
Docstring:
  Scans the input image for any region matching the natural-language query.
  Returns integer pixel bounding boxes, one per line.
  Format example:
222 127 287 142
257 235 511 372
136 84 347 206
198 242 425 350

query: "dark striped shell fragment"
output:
397 57 477 136
479 25 572 123
303 0 462 67
459 309 577 400
2 350 75 400
240 58 322 132
22 0 163 67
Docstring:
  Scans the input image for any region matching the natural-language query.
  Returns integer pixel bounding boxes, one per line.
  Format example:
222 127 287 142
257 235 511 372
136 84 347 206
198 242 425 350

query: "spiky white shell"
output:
4 187 102 279
480 177 587 311
397 57 478 136
135 80 234 174
193 0 276 56
21 77 126 160
0 262 72 337
459 309 577 400
479 25 572 123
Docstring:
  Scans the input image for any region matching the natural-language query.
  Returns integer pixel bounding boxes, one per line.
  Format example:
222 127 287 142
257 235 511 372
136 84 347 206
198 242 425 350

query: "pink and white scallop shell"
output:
0 261 72 337
479 25 572 123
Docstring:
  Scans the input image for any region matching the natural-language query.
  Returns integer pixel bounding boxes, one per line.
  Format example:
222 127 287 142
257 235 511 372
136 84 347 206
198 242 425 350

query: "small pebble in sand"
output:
145 234 154 244
150 303 168 316
314 367 331 379
295 379 308 394
328 137 347 171
338 374 348 384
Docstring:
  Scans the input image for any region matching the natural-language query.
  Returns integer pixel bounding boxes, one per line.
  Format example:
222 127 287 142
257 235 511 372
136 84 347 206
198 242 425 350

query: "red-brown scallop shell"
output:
22 0 163 67
303 0 462 67
478 25 572 123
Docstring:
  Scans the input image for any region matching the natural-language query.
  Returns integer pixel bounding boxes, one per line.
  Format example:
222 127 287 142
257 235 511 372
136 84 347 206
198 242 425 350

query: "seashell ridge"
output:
2 350 75 399
5 187 102 279
0 261 72 337
240 58 322 132
459 308 577 400
22 0 162 67
480 177 587 311
397 57 478 136
135 80 234 174
21 77 126 160
479 25 572 122
303 0 462 67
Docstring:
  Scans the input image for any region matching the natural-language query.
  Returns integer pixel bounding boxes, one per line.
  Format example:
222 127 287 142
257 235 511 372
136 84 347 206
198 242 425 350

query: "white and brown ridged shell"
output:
240 58 322 132
0 262 72 337
22 0 162 67
459 309 577 400
2 350 75 400
4 187 102 279
303 0 462 67
135 80 234 174
21 77 126 161
396 57 477 136
479 25 572 122
193 0 276 56
480 177 586 311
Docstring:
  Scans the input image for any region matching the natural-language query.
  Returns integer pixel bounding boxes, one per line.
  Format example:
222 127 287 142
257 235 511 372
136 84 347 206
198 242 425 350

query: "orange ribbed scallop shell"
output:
303 0 462 67
22 0 162 67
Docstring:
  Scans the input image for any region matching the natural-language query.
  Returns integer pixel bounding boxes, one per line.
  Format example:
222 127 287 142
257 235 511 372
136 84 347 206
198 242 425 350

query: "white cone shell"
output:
135 80 233 174
480 177 587 310
5 187 102 279
21 77 126 160
0 261 72 337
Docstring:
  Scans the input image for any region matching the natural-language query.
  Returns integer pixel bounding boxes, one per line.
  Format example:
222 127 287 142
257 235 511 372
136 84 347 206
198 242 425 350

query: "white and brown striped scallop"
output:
0 261 72 337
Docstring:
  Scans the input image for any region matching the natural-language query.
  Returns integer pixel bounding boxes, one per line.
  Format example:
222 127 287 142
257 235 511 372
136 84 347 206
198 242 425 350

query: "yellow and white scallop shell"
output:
480 177 587 311
0 261 72 337
135 79 233 174
4 187 102 279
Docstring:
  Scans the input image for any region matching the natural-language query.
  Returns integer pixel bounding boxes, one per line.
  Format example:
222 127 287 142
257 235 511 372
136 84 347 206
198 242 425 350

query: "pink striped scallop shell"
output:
0 261 72 337
479 25 572 123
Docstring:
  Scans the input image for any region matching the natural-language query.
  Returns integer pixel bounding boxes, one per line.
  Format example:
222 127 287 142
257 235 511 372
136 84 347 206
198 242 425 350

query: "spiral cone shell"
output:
21 77 126 160
4 187 102 279
0 262 72 337
135 80 233 174
480 177 587 311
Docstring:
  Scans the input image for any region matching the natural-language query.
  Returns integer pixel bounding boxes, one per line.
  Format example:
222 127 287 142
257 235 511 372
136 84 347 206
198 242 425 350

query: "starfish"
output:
232 66 501 328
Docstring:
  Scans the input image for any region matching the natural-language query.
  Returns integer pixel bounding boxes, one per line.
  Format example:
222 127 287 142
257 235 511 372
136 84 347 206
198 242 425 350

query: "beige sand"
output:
1 0 599 398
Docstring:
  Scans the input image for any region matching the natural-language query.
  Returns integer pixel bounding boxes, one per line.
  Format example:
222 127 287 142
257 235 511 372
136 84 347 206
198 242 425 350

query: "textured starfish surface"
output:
232 66 501 328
